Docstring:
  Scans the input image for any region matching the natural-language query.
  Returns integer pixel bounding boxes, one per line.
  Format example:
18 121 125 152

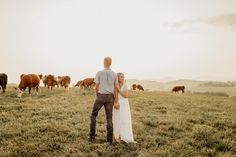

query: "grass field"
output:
0 87 236 157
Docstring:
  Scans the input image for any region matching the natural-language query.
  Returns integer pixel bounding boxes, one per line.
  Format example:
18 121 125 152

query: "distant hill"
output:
126 79 236 96
126 79 203 91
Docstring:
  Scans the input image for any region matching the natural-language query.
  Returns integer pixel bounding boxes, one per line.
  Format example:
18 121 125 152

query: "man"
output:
89 57 119 144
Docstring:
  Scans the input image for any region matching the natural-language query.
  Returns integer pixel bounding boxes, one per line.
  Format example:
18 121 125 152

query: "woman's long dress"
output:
113 84 134 143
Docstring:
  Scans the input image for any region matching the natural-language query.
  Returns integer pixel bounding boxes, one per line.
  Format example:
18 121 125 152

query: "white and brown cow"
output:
59 76 71 90
15 74 41 98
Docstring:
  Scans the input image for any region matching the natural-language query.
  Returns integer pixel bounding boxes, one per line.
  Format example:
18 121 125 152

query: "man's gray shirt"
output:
95 68 118 95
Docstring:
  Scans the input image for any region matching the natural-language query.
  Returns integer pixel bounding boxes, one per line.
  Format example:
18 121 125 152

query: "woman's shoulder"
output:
122 83 128 91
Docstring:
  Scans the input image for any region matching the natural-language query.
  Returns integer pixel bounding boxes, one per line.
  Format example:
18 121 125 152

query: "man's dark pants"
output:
89 94 114 142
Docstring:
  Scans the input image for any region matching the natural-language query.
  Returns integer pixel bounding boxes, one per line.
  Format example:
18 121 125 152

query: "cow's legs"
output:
0 85 3 93
3 84 6 93
36 86 39 95
32 87 36 95
28 87 31 95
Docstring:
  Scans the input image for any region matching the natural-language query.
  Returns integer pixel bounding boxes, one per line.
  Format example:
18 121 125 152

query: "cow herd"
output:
0 73 186 98
42 75 71 90
0 73 100 98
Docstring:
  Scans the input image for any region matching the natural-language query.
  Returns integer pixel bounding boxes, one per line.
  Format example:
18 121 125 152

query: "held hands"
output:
114 102 120 110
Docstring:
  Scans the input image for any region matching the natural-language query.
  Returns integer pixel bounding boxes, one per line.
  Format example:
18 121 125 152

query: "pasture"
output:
0 87 236 157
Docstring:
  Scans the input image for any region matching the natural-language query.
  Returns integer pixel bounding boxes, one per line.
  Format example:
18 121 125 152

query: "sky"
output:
0 0 236 84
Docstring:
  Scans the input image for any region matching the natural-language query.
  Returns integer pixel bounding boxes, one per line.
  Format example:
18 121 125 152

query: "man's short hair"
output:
104 57 112 66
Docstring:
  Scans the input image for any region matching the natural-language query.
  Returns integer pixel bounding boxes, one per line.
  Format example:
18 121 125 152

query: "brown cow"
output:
137 84 144 91
75 80 83 87
172 86 185 93
21 74 43 80
60 76 71 89
15 74 40 98
132 84 137 90
45 74 58 90
75 78 95 89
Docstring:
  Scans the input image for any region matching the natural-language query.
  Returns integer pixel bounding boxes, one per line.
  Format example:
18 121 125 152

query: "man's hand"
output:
114 102 120 110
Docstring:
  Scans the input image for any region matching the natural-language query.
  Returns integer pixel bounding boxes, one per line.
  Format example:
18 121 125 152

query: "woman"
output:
113 72 134 143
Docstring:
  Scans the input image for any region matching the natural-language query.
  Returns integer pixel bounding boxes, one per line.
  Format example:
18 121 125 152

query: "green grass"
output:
0 87 236 157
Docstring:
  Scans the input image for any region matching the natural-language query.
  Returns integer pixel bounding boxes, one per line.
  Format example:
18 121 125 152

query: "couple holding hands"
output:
89 57 134 144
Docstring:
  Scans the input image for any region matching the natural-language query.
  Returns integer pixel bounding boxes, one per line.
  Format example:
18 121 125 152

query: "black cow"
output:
0 73 8 93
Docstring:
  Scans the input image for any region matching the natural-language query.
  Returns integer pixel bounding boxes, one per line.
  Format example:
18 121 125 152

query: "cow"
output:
21 74 42 80
137 84 144 91
15 74 40 98
45 74 58 90
75 80 83 88
0 73 8 93
75 78 95 89
172 86 185 93
132 84 137 90
59 76 71 89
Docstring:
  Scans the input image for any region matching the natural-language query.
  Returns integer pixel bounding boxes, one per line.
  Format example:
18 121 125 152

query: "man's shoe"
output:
107 139 112 144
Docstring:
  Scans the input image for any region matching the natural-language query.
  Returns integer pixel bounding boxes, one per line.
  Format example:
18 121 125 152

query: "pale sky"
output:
1 0 236 84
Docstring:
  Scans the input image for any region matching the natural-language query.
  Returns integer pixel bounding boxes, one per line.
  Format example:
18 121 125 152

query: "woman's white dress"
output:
113 84 134 143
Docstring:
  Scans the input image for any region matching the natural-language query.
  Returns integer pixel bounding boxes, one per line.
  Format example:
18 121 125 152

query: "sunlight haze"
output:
1 0 236 84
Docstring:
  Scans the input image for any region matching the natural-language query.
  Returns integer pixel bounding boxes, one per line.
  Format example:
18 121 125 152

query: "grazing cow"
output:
21 74 42 80
137 84 144 91
132 84 137 90
172 86 185 93
75 80 82 87
75 78 95 89
15 74 40 98
45 75 58 90
60 76 71 89
0 73 8 93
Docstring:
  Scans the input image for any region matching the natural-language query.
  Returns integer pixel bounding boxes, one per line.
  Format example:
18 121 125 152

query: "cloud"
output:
166 13 236 31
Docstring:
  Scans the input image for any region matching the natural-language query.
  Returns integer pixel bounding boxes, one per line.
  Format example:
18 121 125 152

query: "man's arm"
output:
95 83 99 96
94 72 100 96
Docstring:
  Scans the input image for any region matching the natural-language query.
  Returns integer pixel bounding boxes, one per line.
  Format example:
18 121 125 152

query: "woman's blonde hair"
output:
117 72 124 78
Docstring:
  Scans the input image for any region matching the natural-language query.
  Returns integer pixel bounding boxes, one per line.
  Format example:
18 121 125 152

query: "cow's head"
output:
14 88 24 98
